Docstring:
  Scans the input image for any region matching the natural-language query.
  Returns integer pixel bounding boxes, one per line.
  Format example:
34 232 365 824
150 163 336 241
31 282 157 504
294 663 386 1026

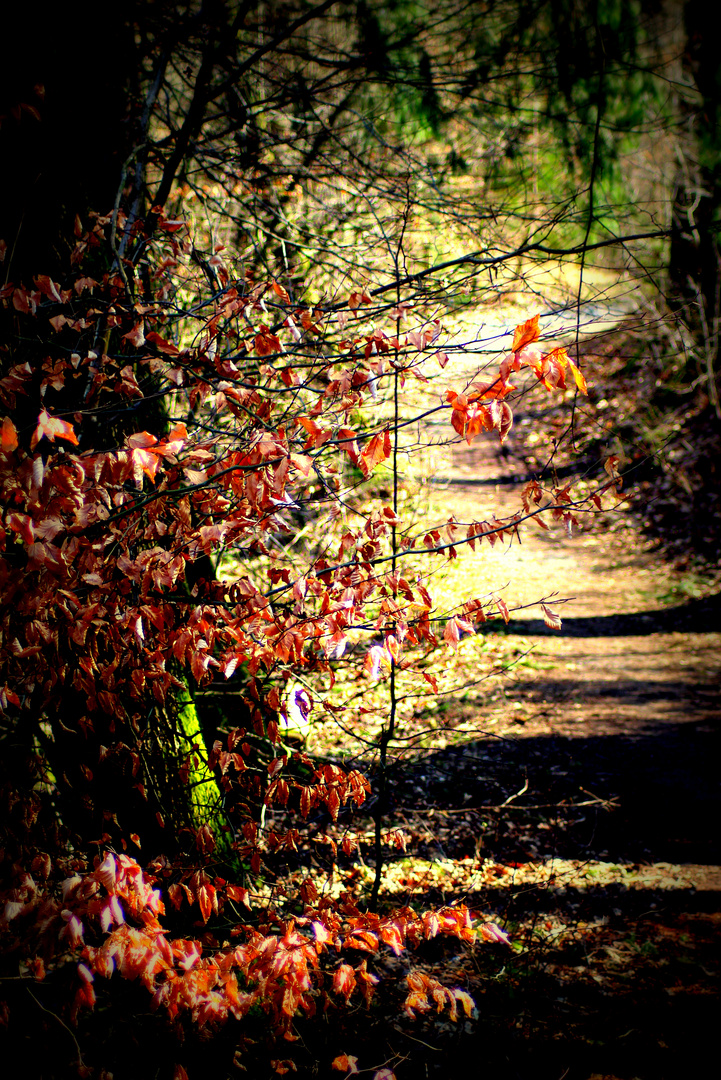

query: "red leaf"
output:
422 671 438 693
337 427 360 464
604 455 622 491
127 431 158 450
145 331 180 356
443 617 460 651
379 923 404 955
289 453 313 475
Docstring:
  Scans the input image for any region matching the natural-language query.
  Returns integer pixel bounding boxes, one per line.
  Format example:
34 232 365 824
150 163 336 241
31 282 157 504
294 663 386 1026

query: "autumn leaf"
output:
477 922 511 945
34 274 63 302
1 416 18 452
297 416 332 449
130 448 162 483
541 603 562 630
127 431 159 450
197 883 216 923
497 401 513 444
443 617 460 651
289 452 313 475
495 596 511 623
30 409 79 448
512 313 540 352
337 427 360 464
359 430 391 478
604 454 622 491
332 1055 359 1074
122 322 145 348
272 280 290 303
145 330 180 356
568 356 588 394
255 328 281 356
226 884 251 908
333 964 356 1002
539 347 568 390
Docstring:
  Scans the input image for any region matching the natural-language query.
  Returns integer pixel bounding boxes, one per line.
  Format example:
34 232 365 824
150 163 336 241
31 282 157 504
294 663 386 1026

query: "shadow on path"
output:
387 719 721 866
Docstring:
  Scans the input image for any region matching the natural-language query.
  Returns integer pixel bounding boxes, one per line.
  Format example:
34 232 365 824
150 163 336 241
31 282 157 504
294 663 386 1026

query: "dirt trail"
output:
417 426 721 867
380 439 721 1079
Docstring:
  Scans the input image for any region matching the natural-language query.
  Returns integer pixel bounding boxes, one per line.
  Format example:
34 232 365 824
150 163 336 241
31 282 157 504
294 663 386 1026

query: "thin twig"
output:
27 988 86 1072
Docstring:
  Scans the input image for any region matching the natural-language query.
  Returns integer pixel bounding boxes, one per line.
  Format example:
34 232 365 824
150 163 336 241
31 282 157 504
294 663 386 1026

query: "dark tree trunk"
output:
0 5 137 284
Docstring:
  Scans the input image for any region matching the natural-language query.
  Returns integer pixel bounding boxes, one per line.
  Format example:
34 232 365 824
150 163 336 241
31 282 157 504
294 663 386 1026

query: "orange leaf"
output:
512 314 540 352
379 923 404 955
35 274 63 302
272 280 290 303
333 964 356 1002
337 427 360 464
131 448 161 482
31 409 79 449
332 1055 359 1074
1 417 18 452
568 357 588 394
297 416 332 449
197 883 216 923
289 453 313 475
451 408 466 438
359 430 391 478
226 885 251 908
127 431 158 450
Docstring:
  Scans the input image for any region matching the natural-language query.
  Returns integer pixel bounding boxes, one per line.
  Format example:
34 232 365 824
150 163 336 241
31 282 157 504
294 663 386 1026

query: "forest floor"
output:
294 416 721 1079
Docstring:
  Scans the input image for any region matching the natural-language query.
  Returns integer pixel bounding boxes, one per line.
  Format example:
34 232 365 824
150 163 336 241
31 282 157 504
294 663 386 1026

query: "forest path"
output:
427 439 721 871
374 434 721 1079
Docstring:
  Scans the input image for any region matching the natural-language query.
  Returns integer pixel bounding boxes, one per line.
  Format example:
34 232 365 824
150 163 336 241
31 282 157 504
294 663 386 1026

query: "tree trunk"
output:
0 5 227 858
